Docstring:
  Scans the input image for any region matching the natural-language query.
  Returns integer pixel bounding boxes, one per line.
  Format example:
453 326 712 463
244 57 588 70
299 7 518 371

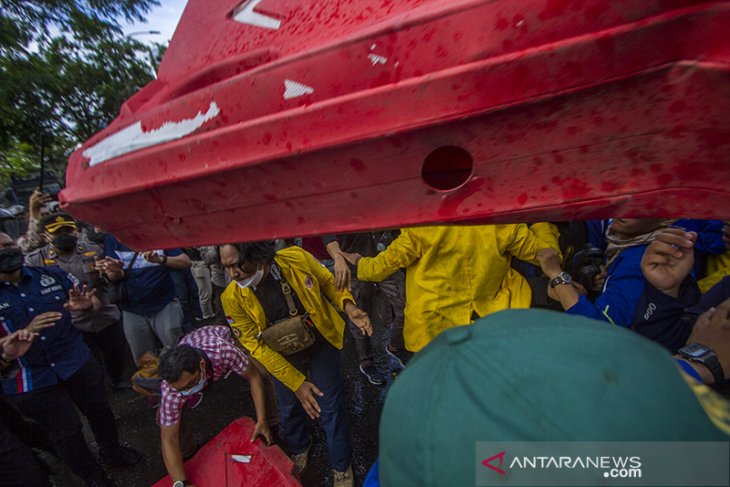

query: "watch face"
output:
682 343 708 358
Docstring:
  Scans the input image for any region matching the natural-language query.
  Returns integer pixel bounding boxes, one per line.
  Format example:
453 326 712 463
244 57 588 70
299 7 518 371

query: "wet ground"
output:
90 327 391 487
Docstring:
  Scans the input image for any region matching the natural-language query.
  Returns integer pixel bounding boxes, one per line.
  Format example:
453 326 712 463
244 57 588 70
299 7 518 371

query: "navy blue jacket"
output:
632 275 730 353
0 266 90 395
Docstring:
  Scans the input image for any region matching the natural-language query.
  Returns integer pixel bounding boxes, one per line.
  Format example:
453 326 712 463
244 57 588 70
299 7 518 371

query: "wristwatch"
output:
678 343 725 384
549 271 573 288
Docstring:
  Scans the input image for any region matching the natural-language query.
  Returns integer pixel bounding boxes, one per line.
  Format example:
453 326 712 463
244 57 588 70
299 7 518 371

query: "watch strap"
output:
549 272 572 289
680 344 725 384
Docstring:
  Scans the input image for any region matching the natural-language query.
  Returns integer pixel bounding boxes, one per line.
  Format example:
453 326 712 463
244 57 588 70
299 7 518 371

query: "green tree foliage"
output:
0 0 163 188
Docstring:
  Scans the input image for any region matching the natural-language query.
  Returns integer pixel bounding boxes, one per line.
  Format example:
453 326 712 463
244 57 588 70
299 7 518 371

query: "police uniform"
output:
0 266 121 484
25 241 126 384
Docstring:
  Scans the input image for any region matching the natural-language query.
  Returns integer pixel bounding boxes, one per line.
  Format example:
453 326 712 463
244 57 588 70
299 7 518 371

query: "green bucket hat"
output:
379 309 729 486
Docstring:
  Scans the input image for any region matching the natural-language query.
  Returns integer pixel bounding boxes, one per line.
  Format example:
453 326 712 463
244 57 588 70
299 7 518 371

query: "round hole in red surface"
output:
421 146 474 191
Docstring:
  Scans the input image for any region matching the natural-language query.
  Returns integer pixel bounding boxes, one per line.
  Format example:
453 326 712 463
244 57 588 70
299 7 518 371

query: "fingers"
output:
649 240 692 259
654 228 695 249
710 298 730 328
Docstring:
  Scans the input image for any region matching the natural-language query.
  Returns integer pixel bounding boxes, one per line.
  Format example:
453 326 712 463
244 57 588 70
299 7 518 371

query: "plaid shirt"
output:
158 326 249 426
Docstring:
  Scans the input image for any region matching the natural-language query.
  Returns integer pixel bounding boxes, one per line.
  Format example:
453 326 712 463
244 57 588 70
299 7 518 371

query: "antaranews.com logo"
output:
475 442 728 487
482 450 642 478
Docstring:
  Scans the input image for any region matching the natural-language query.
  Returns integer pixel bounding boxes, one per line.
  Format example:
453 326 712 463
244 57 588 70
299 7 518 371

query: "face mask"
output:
0 247 23 274
53 234 78 252
236 265 264 289
180 366 207 396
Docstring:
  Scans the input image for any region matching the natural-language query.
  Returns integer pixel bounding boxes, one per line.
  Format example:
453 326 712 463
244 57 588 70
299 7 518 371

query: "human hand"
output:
1 329 40 361
332 255 351 291
592 265 607 293
536 248 562 278
294 381 324 419
143 251 165 265
65 285 96 312
687 298 730 382
344 302 372 336
251 419 272 445
94 257 124 280
640 228 696 298
29 189 51 220
26 312 62 334
340 252 362 266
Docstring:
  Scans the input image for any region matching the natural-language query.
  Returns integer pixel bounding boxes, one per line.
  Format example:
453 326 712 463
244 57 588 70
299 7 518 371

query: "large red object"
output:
151 417 301 487
61 0 730 249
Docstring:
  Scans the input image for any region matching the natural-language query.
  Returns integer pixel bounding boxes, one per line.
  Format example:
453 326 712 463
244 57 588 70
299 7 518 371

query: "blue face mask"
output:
180 364 207 396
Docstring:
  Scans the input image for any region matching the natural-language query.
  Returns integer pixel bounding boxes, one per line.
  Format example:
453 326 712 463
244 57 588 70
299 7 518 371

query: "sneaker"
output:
333 465 354 487
99 444 143 467
387 344 412 367
359 363 386 386
291 444 311 474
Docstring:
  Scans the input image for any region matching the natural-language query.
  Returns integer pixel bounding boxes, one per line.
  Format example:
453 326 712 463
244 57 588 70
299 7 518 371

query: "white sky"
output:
123 0 188 45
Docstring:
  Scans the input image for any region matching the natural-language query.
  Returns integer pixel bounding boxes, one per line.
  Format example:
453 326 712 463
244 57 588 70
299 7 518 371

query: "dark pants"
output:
171 268 201 332
6 358 119 482
83 321 127 384
271 342 352 471
0 424 50 487
348 271 406 368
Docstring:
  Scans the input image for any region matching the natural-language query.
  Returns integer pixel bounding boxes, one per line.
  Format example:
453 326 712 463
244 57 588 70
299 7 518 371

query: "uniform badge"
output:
304 276 313 288
40 275 56 287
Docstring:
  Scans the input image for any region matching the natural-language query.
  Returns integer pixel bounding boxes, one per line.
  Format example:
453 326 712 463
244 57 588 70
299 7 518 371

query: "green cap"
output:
379 309 729 486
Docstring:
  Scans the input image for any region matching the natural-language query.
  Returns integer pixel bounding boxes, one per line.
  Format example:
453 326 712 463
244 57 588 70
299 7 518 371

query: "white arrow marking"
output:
283 79 314 100
83 102 221 167
233 0 281 30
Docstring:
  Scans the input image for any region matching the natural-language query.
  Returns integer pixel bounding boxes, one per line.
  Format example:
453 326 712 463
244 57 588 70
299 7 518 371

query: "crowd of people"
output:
1 188 729 487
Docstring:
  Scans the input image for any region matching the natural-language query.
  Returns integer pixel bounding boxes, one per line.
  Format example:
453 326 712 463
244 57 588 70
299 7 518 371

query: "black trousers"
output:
5 357 119 481
83 321 127 385
0 423 50 487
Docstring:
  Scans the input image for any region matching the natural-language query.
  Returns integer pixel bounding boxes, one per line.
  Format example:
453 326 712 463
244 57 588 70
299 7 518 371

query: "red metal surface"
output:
61 0 730 249
151 417 301 487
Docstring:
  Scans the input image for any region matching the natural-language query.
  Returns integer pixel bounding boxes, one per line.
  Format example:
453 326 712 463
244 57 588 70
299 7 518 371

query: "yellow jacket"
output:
222 246 353 391
357 224 558 352
699 251 730 293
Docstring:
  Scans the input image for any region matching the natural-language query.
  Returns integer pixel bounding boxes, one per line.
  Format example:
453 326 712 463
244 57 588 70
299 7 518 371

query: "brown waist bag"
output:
257 277 315 356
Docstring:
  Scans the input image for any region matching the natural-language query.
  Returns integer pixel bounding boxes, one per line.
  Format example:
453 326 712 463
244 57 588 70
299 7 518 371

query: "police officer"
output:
0 232 140 487
26 212 128 388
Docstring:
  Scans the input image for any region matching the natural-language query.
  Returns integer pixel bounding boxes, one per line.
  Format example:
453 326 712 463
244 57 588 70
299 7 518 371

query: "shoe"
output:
387 344 412 367
291 444 311 474
99 444 143 467
359 363 386 386
333 465 354 487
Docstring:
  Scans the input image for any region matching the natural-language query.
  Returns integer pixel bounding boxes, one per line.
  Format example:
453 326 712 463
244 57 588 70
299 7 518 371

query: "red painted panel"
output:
61 1 730 249
151 418 301 487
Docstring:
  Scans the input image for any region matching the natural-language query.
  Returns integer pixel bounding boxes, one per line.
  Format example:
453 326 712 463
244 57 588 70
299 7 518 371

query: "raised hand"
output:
640 228 697 298
65 285 96 311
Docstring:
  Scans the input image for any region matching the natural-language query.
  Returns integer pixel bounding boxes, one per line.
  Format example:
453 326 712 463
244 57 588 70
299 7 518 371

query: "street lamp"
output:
126 30 161 38
125 30 162 79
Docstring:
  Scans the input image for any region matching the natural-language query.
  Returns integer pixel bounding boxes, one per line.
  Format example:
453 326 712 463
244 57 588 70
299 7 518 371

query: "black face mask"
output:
53 234 78 252
0 247 23 274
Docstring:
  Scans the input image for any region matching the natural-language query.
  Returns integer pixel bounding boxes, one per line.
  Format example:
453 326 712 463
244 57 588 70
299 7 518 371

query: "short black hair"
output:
158 345 202 383
220 241 277 266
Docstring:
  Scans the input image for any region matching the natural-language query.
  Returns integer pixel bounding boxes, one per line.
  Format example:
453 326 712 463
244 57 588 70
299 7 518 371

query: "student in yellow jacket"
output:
343 224 559 353
220 241 371 486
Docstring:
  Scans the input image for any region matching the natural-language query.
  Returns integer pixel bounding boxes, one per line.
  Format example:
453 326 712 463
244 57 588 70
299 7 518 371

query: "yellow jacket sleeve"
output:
497 223 549 265
530 222 562 258
221 286 306 392
302 248 354 309
358 228 421 282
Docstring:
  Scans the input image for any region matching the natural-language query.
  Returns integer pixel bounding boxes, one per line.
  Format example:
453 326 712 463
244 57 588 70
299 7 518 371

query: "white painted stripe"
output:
83 101 221 167
283 79 314 100
368 53 388 66
233 0 281 30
